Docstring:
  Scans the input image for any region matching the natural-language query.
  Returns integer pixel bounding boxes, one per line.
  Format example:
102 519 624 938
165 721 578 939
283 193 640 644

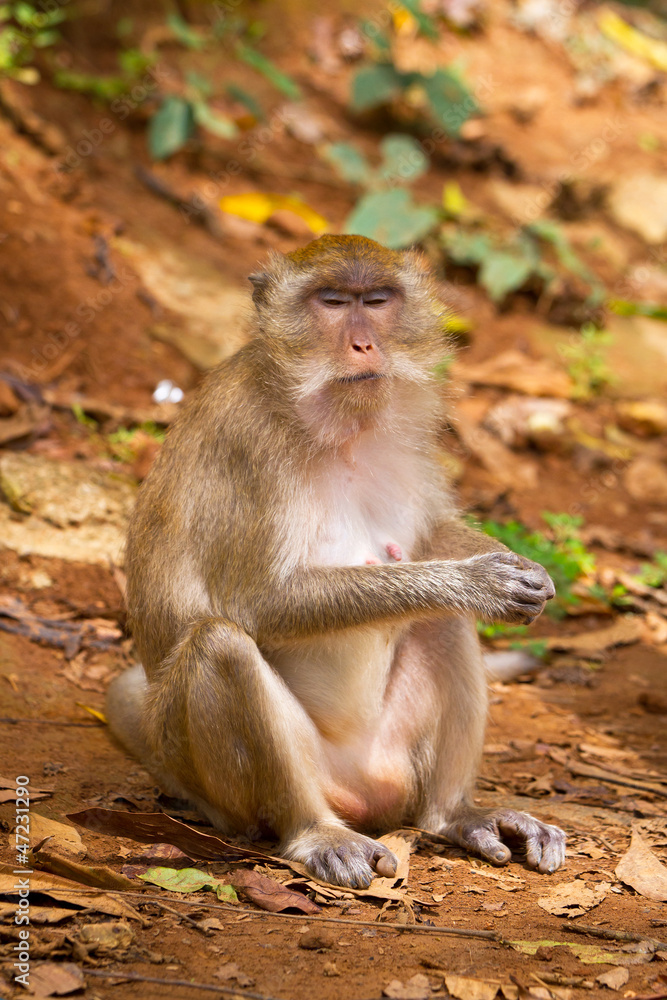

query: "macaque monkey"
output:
106 235 565 888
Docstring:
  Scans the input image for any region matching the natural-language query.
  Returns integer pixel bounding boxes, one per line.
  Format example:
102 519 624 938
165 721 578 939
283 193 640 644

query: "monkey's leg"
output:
108 620 397 889
398 618 566 874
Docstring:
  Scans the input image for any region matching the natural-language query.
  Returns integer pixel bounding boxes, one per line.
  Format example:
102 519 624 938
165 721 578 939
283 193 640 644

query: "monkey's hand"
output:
441 807 566 874
283 823 398 889
462 551 555 624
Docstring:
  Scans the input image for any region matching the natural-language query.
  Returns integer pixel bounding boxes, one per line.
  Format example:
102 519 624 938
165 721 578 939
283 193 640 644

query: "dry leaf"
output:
215 963 255 988
384 973 432 999
445 975 499 1000
545 616 643 658
454 350 573 398
20 961 84 997
596 966 630 990
537 879 610 917
68 808 274 863
616 827 667 901
0 862 144 923
78 921 133 950
230 869 321 914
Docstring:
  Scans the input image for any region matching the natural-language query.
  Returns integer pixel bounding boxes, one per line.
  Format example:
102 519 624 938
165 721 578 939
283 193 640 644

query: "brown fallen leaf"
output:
28 814 85 859
22 961 84 997
453 412 538 490
549 748 667 798
32 847 138 891
544 616 643 658
78 920 133 950
67 808 275 863
0 862 145 923
0 775 53 804
454 350 574 398
537 879 611 917
215 962 255 988
230 869 321 914
384 973 433 999
616 827 667 902
445 974 499 1000
0 595 122 660
596 966 630 990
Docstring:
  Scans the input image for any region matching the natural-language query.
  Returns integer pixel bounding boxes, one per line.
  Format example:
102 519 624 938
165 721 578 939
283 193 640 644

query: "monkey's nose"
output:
351 340 374 354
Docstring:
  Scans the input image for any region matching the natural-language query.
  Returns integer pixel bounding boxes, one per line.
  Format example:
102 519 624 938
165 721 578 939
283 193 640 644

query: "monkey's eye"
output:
318 290 351 307
362 289 393 307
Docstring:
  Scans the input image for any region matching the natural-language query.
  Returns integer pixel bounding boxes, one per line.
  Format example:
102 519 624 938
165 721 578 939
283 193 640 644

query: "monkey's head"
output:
248 235 448 440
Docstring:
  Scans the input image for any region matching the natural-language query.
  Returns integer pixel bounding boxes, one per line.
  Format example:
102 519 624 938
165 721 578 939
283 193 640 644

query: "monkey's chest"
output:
307 458 423 567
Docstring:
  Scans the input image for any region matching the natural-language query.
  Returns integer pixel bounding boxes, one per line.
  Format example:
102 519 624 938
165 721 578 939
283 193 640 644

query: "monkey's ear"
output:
248 271 270 305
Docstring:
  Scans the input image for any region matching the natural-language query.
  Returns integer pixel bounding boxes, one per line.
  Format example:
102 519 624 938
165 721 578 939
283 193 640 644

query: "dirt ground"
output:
1 0 667 997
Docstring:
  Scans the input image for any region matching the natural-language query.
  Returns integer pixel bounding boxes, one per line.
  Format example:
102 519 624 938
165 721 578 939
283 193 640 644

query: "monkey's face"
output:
305 284 401 413
250 236 449 437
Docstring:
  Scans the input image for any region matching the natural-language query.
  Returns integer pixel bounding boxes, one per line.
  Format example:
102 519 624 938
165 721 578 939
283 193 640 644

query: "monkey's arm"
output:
419 519 510 561
256 553 554 644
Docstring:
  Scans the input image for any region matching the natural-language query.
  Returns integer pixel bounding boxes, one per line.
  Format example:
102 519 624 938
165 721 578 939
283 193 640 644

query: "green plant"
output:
441 220 604 306
558 322 614 399
352 3 477 138
480 512 596 617
323 133 438 248
635 552 667 589
106 423 165 464
0 2 65 83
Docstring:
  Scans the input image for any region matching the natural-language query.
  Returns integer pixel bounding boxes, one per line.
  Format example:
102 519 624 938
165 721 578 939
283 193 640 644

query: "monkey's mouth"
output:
337 373 385 384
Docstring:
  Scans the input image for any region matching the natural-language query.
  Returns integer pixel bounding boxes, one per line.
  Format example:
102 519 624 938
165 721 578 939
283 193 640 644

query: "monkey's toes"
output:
443 809 566 873
284 824 398 889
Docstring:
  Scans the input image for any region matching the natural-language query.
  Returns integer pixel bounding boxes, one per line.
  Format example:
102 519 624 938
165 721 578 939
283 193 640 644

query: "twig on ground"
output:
134 165 224 239
564 921 667 951
33 887 505 942
85 969 281 999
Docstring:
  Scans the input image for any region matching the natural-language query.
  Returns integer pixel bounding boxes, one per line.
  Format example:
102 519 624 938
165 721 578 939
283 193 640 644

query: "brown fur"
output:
107 235 565 888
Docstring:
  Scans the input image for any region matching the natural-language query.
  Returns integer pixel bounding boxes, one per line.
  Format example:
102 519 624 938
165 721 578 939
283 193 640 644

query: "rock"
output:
117 238 250 369
298 929 334 950
608 173 667 244
616 400 667 437
0 453 134 565
0 380 20 416
624 458 667 504
484 395 571 450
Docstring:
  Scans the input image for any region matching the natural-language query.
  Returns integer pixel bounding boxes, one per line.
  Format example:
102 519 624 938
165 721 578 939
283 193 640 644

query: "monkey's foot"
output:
283 823 398 889
441 808 566 874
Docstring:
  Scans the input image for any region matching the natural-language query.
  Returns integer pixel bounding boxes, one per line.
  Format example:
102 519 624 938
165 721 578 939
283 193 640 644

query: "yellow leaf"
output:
393 7 417 34
598 9 667 72
219 193 328 234
76 702 107 724
442 181 469 218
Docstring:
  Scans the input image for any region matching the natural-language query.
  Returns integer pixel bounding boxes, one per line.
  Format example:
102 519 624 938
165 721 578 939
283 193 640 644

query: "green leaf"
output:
479 250 534 301
236 43 301 100
148 96 195 160
321 142 372 186
421 68 477 137
378 133 429 183
350 63 406 112
138 866 238 902
192 100 238 139
344 188 439 249
226 83 264 120
400 0 439 39
608 299 667 321
441 229 492 264
167 12 205 49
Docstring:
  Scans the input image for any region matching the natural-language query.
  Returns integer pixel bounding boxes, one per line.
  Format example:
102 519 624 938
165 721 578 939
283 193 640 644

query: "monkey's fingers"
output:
373 850 398 877
442 816 512 867
495 810 566 874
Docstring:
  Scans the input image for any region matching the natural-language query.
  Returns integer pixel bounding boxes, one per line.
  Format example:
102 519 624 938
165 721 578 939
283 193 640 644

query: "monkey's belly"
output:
269 627 418 827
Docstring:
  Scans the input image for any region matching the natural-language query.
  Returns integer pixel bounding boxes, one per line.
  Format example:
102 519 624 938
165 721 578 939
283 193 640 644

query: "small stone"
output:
298 929 334 950
323 961 340 976
624 458 667 504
